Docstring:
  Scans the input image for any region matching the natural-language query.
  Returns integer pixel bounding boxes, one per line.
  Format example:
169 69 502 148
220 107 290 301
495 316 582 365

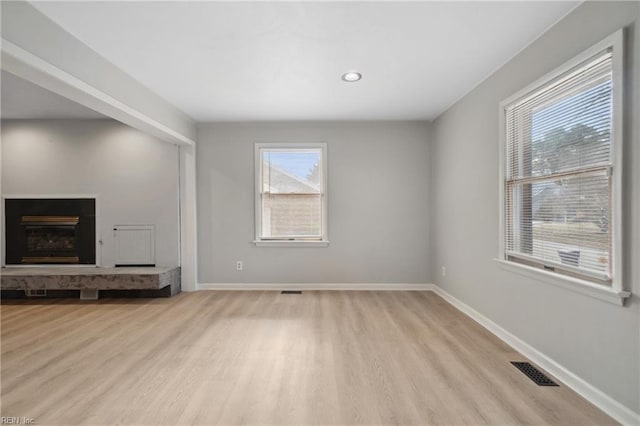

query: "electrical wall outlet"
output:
236 260 243 271
441 265 446 277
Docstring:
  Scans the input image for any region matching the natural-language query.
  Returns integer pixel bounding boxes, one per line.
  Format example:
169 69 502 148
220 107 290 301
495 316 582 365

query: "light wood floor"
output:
1 291 614 425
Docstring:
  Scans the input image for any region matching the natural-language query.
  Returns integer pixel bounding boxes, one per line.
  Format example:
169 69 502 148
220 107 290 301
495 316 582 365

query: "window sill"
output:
253 240 330 248
493 258 630 306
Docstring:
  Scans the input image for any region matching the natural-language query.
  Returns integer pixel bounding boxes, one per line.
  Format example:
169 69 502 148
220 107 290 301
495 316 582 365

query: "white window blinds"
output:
504 48 615 285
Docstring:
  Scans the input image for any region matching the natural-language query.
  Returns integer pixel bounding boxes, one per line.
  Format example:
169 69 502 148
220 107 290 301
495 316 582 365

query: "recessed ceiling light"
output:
341 71 362 82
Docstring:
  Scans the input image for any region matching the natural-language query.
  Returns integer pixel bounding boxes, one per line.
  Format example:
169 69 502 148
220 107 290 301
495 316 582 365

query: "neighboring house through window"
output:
254 143 328 246
499 30 628 301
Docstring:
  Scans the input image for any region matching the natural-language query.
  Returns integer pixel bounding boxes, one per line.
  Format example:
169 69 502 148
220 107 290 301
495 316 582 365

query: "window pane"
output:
258 146 325 241
507 53 612 180
507 172 610 277
262 150 321 194
261 193 321 238
531 80 612 176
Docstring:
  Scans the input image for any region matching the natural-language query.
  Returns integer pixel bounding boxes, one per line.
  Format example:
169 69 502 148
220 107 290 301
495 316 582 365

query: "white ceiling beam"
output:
0 1 196 146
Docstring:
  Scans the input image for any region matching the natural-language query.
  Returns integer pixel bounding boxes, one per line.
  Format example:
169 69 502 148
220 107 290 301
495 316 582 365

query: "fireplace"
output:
5 199 96 265
22 215 80 263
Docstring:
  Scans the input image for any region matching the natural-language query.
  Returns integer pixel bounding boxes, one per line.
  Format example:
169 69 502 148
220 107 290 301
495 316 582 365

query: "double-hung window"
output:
499 31 626 297
255 143 328 246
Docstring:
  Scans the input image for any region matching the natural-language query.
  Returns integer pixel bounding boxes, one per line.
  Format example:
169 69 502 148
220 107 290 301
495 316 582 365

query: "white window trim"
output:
493 259 629 306
497 29 629 305
253 142 329 247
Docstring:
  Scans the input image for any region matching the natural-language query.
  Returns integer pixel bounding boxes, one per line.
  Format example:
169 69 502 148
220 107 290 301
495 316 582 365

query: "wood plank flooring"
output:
1 291 614 425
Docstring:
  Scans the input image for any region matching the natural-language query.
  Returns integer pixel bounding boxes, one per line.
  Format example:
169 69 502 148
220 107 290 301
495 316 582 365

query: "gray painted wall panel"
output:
197 122 431 284
431 1 640 413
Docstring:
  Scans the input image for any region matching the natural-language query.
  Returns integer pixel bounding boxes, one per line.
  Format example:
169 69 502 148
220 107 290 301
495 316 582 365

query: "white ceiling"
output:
31 1 579 122
1 70 107 119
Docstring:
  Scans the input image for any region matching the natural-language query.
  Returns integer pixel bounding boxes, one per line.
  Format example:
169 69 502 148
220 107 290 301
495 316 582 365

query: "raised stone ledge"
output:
0 266 181 296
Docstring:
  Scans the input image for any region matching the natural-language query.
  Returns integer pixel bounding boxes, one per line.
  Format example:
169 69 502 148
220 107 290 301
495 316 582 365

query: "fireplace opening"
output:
5 199 96 265
22 216 80 263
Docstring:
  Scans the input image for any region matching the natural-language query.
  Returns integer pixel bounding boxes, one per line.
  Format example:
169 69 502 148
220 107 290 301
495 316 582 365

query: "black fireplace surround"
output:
5 198 96 265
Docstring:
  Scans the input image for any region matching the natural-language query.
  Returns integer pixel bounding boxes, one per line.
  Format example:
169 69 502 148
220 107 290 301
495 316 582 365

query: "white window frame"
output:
496 30 630 305
254 142 329 247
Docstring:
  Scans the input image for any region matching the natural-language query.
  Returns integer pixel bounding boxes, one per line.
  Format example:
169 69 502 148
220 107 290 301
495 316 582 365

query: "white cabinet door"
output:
114 225 155 266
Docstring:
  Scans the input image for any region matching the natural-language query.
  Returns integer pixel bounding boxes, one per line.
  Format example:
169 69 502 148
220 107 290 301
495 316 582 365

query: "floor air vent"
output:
26 289 47 297
511 362 559 386
281 290 302 294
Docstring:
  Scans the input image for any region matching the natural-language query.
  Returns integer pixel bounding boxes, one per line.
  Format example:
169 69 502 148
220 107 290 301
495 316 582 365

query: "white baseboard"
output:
430 286 640 426
198 282 435 291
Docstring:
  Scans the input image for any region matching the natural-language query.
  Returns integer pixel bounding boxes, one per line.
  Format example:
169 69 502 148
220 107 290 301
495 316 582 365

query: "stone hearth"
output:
0 266 180 297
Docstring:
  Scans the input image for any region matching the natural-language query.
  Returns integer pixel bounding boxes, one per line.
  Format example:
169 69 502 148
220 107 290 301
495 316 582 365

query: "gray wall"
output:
1 119 180 267
430 1 640 413
197 122 431 284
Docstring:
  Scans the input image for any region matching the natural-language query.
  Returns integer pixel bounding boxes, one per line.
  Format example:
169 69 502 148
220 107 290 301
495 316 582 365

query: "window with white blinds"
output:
255 143 328 244
501 33 623 288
